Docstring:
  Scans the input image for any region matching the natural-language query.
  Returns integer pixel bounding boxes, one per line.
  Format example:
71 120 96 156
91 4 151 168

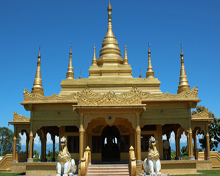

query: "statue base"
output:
139 174 169 176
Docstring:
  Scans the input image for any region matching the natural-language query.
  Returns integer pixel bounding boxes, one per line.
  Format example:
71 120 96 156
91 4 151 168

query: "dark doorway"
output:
101 126 120 162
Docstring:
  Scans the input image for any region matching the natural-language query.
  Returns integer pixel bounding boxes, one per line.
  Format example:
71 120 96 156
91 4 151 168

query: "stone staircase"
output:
87 164 130 176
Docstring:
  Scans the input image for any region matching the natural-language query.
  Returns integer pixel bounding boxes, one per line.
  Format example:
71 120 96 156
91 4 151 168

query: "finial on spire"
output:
79 69 81 79
123 42 129 65
38 45 41 58
139 68 142 78
66 44 74 79
146 42 154 78
92 43 97 66
180 43 183 56
32 48 44 95
177 43 190 93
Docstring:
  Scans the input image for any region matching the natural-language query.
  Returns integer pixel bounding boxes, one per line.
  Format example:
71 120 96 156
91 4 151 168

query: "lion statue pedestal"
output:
57 136 75 176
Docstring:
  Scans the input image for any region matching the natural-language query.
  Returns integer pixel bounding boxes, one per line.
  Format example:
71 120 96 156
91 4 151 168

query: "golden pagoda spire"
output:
92 43 97 66
31 45 44 95
99 0 121 57
79 69 81 79
146 42 155 78
139 68 142 78
177 43 190 93
123 42 129 65
66 43 74 79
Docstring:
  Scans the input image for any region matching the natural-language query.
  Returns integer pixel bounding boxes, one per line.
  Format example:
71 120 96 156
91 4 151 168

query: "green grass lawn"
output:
173 170 220 176
0 173 25 176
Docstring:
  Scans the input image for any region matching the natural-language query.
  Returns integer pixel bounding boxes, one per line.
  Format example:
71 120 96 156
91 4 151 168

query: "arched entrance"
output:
102 126 120 162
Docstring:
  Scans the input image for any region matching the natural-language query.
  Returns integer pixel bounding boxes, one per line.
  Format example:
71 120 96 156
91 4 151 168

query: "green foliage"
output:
181 145 188 159
174 169 220 176
192 105 220 150
46 148 59 161
171 149 176 160
33 150 40 158
33 157 40 162
0 127 21 155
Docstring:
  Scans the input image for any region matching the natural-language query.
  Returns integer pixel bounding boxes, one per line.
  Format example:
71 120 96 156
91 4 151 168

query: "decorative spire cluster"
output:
66 43 74 79
177 43 190 93
123 42 129 65
146 42 155 78
31 45 44 95
139 68 142 78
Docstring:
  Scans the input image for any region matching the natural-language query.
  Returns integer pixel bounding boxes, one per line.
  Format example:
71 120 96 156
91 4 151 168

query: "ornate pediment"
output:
191 109 209 119
23 86 198 105
78 87 142 105
13 111 30 122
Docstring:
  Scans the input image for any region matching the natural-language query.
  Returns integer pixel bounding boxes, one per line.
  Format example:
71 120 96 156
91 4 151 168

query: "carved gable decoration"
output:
191 109 209 119
23 86 198 105
78 87 142 105
13 111 30 122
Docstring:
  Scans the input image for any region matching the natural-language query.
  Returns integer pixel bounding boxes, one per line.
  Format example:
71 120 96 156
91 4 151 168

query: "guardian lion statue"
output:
143 136 161 175
57 136 75 176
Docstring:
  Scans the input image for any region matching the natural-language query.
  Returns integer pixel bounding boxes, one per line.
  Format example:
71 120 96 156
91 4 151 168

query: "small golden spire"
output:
146 42 154 78
79 69 81 79
92 43 97 66
139 68 142 78
177 43 190 93
31 45 44 95
66 43 74 79
123 42 129 65
100 1 121 57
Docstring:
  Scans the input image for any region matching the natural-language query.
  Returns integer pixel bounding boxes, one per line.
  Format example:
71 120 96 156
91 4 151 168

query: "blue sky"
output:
1 0 220 153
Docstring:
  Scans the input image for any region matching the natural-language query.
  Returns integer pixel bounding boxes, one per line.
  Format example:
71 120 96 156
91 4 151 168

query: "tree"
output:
171 149 176 160
33 150 40 158
181 145 188 159
0 127 21 155
192 105 220 150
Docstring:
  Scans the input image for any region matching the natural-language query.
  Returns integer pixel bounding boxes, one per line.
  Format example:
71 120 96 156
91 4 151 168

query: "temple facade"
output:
9 1 212 175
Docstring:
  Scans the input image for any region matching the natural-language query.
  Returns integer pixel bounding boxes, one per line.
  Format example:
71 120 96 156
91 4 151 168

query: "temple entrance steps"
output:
87 164 130 176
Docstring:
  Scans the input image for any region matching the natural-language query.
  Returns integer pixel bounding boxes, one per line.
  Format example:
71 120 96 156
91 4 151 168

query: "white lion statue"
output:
143 136 161 175
57 136 75 176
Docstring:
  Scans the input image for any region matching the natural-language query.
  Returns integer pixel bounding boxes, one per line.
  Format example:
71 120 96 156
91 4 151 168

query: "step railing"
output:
0 154 13 171
129 146 136 176
80 146 91 176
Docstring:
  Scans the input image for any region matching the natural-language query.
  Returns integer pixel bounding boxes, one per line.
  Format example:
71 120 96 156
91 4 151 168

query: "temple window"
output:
67 136 79 153
120 135 129 152
92 136 102 153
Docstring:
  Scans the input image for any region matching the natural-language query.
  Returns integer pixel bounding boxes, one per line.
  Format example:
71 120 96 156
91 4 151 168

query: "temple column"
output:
175 134 180 160
12 136 17 162
79 113 85 160
41 129 47 162
52 134 55 162
79 125 85 160
136 113 142 175
205 124 211 160
193 130 197 159
26 134 29 159
188 128 194 160
27 131 33 162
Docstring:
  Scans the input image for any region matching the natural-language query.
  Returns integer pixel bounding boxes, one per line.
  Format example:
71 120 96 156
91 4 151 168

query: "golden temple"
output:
8 1 214 175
